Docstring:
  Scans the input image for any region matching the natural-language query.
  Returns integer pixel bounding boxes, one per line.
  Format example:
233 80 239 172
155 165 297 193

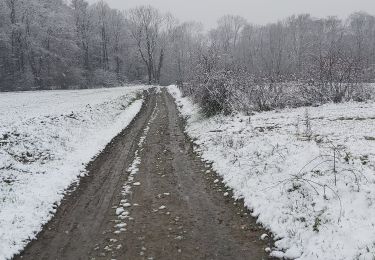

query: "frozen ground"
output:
169 85 375 260
0 86 146 259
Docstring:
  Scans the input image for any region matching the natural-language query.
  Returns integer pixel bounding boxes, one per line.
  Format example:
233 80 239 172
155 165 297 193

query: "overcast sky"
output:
86 0 375 29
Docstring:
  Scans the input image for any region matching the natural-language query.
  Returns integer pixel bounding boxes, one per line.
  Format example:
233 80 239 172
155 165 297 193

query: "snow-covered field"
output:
0 86 146 260
168 85 375 260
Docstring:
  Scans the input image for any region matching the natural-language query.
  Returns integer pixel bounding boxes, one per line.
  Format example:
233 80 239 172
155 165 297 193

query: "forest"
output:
1 0 375 113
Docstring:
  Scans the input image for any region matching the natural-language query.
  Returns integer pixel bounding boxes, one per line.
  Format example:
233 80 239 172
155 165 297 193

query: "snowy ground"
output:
0 86 146 260
168 85 375 260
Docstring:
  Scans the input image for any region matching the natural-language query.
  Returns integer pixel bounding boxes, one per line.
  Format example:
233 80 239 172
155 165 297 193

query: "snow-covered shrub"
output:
183 69 375 116
182 70 237 117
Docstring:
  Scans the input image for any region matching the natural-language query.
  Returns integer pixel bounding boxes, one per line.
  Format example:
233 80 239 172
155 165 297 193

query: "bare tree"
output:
128 6 165 85
72 0 92 72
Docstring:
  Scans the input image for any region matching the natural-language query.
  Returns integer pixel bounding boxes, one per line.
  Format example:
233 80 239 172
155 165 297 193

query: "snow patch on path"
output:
114 99 159 234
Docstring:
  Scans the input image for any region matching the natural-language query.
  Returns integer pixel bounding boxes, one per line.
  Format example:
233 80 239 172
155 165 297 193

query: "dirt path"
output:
16 89 271 260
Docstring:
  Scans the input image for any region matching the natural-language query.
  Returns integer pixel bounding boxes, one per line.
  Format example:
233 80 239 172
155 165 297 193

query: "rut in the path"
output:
16 89 272 260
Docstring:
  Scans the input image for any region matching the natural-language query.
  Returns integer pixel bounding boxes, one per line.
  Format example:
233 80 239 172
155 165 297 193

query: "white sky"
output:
86 0 375 29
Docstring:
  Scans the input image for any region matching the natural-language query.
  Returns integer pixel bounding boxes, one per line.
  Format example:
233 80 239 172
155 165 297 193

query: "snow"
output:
116 208 125 215
115 223 127 228
0 86 147 260
168 85 375 260
114 99 159 235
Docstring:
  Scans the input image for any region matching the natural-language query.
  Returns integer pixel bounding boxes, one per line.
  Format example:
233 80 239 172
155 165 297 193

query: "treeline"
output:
0 0 204 91
181 14 375 115
0 0 127 90
0 0 181 91
1 0 375 114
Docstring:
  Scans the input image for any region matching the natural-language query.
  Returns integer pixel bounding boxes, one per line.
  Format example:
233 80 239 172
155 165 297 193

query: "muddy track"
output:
16 89 272 260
